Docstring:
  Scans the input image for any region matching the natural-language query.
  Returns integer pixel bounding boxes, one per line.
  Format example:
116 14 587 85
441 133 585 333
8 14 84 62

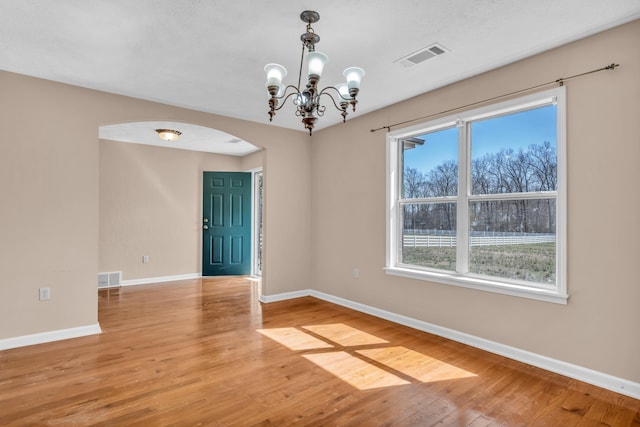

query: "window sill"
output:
384 266 568 305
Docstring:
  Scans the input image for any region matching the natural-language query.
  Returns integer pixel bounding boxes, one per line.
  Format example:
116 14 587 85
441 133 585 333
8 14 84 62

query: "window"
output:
386 87 567 304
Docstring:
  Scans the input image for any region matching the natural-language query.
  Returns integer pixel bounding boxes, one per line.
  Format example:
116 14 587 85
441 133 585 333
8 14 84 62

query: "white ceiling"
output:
2 1 639 154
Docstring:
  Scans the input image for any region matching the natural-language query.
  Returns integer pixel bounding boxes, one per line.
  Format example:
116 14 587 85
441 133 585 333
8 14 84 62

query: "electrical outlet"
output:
143 255 149 263
353 268 359 279
39 287 51 301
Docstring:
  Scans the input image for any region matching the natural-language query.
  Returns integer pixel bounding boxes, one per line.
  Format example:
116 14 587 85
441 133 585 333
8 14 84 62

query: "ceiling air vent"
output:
394 43 449 68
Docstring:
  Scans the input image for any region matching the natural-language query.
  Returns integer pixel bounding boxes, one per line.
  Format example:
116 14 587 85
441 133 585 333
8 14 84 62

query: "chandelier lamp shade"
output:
264 10 365 135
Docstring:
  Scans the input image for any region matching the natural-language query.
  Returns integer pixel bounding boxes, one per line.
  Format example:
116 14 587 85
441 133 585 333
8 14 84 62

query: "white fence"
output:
403 233 555 248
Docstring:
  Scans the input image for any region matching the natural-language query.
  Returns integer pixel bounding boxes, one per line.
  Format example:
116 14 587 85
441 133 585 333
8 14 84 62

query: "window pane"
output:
469 199 556 284
401 203 456 271
471 105 557 195
402 127 458 198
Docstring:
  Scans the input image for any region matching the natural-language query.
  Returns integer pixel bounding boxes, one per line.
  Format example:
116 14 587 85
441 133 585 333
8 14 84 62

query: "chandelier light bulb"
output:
343 67 365 91
335 83 350 101
306 51 329 79
264 63 288 87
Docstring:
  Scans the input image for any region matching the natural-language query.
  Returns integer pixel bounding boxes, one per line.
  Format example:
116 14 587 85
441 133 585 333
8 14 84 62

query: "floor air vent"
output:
394 43 449 67
98 271 121 289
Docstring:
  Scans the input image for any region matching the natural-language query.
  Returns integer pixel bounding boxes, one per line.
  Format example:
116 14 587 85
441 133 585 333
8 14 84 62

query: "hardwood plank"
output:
0 276 638 426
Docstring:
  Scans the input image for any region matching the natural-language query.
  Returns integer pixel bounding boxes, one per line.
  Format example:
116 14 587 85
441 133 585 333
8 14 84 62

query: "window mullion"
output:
468 192 558 202
456 120 469 274
398 196 458 204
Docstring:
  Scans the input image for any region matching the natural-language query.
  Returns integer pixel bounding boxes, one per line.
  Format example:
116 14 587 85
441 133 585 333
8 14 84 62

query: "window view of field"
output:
402 242 556 283
402 246 456 271
469 242 555 283
400 104 558 286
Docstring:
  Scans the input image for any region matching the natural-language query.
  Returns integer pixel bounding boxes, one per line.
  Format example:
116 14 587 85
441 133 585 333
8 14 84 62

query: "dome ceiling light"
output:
155 128 182 141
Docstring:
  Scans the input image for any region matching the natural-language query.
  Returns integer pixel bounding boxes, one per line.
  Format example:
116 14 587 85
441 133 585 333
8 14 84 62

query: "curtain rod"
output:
370 63 619 133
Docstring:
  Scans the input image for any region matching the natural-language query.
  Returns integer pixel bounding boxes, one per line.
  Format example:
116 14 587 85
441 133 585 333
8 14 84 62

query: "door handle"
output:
203 224 209 230
203 218 209 230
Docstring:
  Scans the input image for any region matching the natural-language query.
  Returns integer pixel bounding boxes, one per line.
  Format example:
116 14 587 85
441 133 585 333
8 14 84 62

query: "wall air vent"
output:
394 43 449 68
98 271 121 289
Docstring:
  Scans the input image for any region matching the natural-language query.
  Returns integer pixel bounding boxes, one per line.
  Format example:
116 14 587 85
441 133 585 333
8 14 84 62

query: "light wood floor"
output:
0 277 638 426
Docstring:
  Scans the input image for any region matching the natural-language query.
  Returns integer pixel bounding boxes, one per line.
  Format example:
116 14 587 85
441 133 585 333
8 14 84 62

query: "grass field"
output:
402 242 555 284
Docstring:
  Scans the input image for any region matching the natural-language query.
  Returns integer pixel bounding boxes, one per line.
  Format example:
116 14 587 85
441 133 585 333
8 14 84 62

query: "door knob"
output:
203 224 209 230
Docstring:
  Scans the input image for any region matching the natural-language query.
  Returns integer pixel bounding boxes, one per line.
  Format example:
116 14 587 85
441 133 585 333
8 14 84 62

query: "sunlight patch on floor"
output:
257 323 477 390
302 323 389 346
256 327 333 351
357 346 476 383
303 351 410 390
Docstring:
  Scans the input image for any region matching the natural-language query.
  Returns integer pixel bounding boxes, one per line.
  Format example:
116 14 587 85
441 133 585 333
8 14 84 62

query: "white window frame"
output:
385 87 567 304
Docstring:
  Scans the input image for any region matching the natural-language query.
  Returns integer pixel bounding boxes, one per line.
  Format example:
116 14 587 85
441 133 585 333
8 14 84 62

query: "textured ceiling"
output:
1 1 639 152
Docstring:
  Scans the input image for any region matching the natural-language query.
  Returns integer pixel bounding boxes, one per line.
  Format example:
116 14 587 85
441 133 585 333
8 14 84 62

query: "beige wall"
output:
99 141 244 280
0 71 311 339
239 149 264 172
310 20 640 383
0 73 99 338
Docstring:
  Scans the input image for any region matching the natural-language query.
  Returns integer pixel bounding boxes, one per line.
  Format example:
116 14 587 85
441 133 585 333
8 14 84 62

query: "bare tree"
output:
404 142 556 235
403 168 427 232
403 167 427 198
426 160 458 197
425 161 457 230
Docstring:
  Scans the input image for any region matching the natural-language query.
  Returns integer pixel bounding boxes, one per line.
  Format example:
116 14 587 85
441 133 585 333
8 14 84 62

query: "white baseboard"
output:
259 289 309 303
0 324 102 351
260 288 640 400
120 272 202 287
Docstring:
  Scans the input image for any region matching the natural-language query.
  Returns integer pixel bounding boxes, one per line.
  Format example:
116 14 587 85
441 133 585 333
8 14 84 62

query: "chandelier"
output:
264 10 365 135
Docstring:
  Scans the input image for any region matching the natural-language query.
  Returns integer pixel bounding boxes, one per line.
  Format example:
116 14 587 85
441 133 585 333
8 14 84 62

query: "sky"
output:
404 104 557 175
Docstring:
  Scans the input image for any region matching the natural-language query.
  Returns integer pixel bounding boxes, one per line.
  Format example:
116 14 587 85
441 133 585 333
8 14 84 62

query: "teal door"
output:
202 172 252 276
